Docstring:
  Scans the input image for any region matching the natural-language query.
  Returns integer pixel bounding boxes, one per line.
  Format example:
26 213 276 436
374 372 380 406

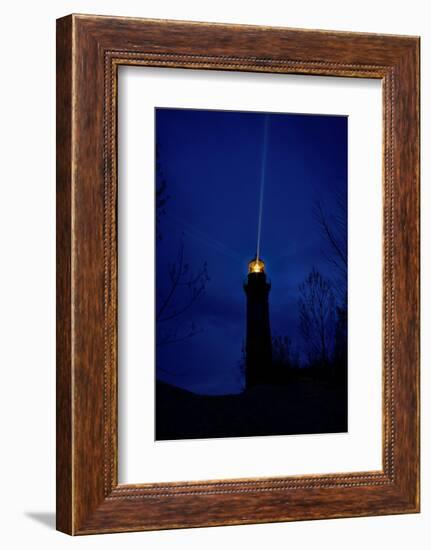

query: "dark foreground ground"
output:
156 378 347 440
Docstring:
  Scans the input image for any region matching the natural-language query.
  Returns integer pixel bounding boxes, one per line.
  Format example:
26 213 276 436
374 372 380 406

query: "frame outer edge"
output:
56 14 421 534
392 39 420 510
56 14 74 535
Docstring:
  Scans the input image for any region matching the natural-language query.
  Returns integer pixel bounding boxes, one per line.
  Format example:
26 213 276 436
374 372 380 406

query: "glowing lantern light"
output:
248 258 265 274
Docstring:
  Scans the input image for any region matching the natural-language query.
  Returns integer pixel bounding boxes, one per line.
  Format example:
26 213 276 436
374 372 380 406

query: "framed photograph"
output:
56 14 420 535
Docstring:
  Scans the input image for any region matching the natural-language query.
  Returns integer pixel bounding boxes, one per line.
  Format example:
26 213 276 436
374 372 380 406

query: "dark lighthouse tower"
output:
244 114 272 389
244 257 272 388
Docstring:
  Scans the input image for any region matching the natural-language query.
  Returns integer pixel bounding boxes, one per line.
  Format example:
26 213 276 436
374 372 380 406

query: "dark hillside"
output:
156 379 347 440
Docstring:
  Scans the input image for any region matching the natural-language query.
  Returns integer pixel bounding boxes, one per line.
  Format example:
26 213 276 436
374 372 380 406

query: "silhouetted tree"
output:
272 335 300 370
313 191 347 300
313 192 347 379
270 335 300 384
156 145 210 347
333 295 348 382
298 268 335 367
156 145 170 242
157 239 209 345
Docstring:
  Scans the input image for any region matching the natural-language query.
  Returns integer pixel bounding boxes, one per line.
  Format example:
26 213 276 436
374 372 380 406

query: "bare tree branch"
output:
313 192 347 301
313 201 347 271
298 268 335 366
155 146 210 348
156 240 209 325
157 322 204 348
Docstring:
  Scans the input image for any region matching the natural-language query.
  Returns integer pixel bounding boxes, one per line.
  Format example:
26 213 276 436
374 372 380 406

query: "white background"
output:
0 1 428 549
118 68 382 483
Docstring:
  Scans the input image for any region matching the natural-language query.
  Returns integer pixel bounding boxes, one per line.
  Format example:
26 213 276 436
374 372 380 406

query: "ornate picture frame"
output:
56 14 420 534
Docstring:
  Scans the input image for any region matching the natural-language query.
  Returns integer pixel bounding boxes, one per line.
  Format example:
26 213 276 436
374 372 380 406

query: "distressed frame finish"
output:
56 14 420 535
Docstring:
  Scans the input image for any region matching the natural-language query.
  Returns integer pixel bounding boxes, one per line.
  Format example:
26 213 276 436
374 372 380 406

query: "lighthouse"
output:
244 257 272 388
243 114 273 389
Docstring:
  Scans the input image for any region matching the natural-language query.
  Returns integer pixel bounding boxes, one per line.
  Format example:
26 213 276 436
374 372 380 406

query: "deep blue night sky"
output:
155 108 347 395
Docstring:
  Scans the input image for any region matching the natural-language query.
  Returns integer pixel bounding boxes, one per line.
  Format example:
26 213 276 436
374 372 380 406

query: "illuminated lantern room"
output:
244 254 272 389
248 257 265 274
